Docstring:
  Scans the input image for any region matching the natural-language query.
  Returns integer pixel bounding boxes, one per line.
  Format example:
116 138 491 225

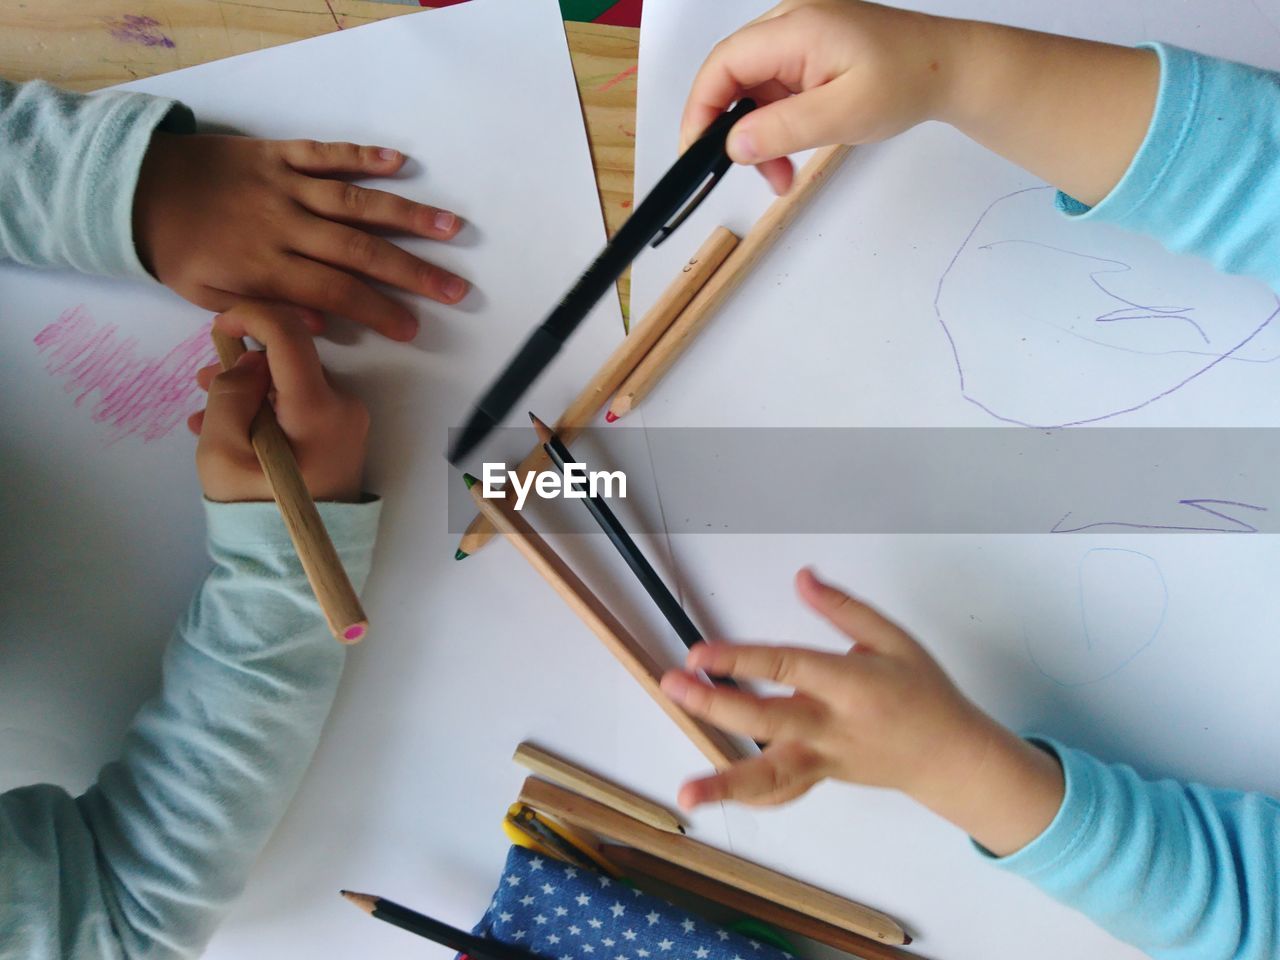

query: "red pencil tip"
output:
605 411 619 423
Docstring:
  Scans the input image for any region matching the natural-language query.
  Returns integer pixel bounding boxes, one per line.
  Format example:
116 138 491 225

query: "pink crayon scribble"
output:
106 15 176 49
34 306 214 444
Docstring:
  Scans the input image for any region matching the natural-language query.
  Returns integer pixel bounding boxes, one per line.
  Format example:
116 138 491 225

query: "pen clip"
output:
649 154 732 248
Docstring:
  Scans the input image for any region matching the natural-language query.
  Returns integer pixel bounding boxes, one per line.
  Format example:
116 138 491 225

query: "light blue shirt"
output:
0 500 380 959
992 42 1280 960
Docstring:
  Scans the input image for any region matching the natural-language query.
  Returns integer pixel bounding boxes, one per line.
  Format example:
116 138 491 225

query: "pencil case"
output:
474 845 794 960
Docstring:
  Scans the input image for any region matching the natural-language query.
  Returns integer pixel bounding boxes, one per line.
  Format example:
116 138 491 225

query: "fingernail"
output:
378 147 400 161
661 672 691 703
433 210 457 233
443 276 468 301
235 350 263 368
399 317 420 341
729 129 757 163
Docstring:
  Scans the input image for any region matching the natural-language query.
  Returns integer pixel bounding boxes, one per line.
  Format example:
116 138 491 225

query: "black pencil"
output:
341 891 544 960
527 412 740 693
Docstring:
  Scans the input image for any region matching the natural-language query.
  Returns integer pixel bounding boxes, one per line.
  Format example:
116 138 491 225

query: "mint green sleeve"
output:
1057 43 1280 290
0 78 194 280
0 498 380 960
981 739 1280 959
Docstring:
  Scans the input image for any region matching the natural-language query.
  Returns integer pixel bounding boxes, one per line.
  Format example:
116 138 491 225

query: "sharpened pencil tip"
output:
605 411 619 423
528 412 553 445
340 890 377 914
455 548 470 561
462 473 478 489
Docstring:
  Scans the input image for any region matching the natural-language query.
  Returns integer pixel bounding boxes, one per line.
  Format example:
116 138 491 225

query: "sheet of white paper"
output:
632 2 1280 959
0 4 710 957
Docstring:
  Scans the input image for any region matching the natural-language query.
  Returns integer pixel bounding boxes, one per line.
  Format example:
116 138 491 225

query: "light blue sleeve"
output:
0 78 194 280
0 498 380 960
1057 43 1280 290
983 738 1280 959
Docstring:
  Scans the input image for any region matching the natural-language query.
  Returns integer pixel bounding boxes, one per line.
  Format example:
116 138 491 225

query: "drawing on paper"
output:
33 305 215 443
1025 547 1168 687
1052 498 1268 534
935 187 1280 427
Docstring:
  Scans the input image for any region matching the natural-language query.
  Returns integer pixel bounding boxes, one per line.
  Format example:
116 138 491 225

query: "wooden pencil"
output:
528 413 746 700
600 845 918 960
466 480 740 770
340 891 542 960
513 741 685 835
210 330 368 644
518 776 909 946
455 226 739 558
607 146 852 420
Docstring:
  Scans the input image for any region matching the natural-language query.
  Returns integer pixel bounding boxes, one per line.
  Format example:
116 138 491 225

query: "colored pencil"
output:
527 412 707 651
465 478 740 770
518 777 909 946
513 741 685 835
210 330 367 643
607 145 852 421
340 891 543 960
455 226 739 559
600 845 918 960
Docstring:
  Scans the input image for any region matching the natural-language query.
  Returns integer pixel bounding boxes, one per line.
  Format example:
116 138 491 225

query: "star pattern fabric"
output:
474 846 793 960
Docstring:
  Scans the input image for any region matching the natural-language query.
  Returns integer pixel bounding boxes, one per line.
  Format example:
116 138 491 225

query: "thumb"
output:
200 350 270 453
794 567 914 655
726 82 851 166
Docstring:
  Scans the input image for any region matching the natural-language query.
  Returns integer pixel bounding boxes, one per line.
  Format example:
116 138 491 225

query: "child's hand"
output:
682 0 1157 204
660 568 1065 857
681 0 954 194
189 303 369 503
135 134 470 342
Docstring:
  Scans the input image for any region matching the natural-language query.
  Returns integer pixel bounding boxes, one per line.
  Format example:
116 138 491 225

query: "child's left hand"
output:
189 303 369 503
135 133 470 342
660 568 1065 857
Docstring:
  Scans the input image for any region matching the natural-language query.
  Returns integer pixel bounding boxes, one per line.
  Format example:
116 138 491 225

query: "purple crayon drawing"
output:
33 305 214 444
105 14 176 49
935 187 1280 427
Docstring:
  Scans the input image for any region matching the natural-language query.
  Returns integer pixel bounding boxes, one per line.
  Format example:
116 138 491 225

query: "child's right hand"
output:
684 1 1158 204
189 303 369 504
660 568 1066 857
681 0 957 194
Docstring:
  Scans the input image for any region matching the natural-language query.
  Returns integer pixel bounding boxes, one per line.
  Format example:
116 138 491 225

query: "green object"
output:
454 548 470 561
462 473 479 489
558 0 618 21
726 918 796 954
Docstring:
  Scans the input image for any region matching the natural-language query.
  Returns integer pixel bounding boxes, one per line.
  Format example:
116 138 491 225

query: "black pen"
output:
448 99 756 465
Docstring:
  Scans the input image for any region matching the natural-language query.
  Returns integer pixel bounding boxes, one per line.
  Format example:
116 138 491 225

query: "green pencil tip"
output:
454 548 470 561
462 472 478 489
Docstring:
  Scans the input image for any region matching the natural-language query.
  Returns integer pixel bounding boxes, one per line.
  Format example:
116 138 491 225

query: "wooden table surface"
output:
0 0 640 314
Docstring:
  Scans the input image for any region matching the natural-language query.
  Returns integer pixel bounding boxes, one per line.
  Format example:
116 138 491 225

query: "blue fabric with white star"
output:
475 847 792 960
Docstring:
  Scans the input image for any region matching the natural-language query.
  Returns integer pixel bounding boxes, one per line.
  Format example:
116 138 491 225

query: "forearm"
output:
0 78 193 278
981 741 1280 959
934 20 1159 206
909 713 1064 858
75 499 380 958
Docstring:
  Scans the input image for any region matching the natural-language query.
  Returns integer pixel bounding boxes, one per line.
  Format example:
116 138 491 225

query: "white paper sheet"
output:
631 2 1280 958
0 4 705 957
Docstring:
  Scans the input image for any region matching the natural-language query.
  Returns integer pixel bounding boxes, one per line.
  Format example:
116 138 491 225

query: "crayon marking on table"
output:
596 64 637 92
33 306 214 443
105 15 176 48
